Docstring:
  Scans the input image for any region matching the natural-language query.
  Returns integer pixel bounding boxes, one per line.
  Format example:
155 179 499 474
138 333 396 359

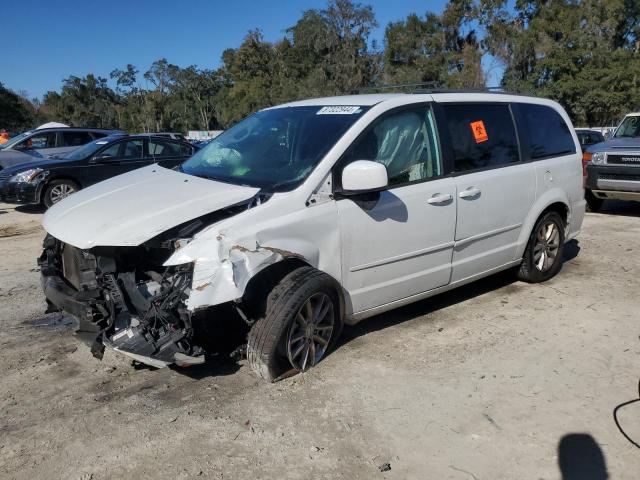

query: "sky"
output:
1 0 476 100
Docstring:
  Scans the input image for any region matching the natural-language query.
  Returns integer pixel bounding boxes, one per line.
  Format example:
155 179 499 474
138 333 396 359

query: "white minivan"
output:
39 92 585 381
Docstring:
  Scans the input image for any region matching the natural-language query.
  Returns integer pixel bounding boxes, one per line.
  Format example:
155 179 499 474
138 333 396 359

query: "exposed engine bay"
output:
38 202 258 368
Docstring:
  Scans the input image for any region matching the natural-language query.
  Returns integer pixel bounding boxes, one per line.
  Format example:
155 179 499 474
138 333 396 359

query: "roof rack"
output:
354 83 531 97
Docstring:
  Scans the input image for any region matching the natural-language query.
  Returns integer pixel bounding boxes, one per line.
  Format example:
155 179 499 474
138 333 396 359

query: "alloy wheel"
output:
50 183 75 204
533 220 560 272
286 292 334 372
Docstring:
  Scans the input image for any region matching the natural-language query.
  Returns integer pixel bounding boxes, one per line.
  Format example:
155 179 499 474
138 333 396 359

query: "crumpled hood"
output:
43 164 260 249
587 137 640 153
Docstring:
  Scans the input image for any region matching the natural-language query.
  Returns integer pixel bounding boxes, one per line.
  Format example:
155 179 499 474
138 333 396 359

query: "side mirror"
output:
341 160 388 193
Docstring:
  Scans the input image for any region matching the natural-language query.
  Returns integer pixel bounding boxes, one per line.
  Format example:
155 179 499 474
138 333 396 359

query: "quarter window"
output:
517 104 576 159
342 106 442 186
443 104 519 172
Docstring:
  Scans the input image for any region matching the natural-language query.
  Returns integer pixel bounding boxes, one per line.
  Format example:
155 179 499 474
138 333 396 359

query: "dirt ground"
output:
1 200 639 480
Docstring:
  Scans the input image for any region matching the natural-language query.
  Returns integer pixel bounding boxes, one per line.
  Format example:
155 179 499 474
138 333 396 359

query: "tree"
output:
0 83 34 132
383 0 485 88
481 0 640 125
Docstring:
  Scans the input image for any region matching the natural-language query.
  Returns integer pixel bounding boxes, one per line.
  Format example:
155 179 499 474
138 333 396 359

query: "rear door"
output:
438 103 536 282
147 139 194 168
337 104 457 314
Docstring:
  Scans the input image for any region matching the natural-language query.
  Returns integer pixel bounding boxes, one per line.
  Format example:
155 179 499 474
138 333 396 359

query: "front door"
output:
86 138 149 185
439 103 536 282
337 105 457 314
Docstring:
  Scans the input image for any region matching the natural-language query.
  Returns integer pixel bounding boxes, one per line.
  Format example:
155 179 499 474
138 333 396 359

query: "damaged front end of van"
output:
36 164 291 368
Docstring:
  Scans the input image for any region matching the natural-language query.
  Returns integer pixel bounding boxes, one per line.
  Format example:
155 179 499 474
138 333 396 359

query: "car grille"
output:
0 171 11 182
607 154 640 165
598 173 640 182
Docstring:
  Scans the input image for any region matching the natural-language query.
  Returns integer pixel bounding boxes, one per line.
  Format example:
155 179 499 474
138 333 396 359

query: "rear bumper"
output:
0 180 42 204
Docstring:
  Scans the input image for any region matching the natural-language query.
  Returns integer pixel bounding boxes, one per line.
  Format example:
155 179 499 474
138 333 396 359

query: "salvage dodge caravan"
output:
39 92 585 381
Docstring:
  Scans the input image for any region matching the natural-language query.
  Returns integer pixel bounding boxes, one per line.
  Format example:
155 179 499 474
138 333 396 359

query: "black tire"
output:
585 189 603 212
43 179 80 208
247 266 343 382
517 211 565 283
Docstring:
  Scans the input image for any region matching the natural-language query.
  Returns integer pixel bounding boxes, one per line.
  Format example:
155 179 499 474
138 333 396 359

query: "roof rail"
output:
354 83 532 96
355 82 441 94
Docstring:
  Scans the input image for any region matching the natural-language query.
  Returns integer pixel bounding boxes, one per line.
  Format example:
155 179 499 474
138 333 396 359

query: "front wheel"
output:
247 266 343 382
517 211 565 283
43 179 79 208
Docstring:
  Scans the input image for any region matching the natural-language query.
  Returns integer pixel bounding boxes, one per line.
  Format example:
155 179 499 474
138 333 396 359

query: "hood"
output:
0 157 68 175
587 137 640 153
43 164 260 249
0 149 43 170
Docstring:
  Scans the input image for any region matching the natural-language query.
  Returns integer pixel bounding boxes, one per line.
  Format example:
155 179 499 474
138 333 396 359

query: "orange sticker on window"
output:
470 120 489 143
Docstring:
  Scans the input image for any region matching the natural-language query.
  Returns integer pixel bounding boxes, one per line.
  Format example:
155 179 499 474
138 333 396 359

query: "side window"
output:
120 140 144 159
342 106 442 186
443 104 519 172
62 131 93 147
179 143 193 156
98 142 122 158
148 139 181 157
22 132 56 150
517 104 576 159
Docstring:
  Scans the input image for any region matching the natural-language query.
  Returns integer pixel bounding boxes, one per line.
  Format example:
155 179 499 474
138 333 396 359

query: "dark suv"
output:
0 127 123 170
0 135 196 208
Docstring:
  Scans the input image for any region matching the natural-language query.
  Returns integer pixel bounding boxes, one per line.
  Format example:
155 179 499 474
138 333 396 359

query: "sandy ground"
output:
1 200 639 480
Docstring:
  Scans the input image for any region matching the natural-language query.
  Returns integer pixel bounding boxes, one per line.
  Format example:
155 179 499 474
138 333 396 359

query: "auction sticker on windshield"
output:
317 106 362 115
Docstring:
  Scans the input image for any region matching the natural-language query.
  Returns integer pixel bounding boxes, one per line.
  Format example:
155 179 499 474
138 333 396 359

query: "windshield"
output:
63 137 112 160
614 116 640 138
0 131 33 150
181 105 369 191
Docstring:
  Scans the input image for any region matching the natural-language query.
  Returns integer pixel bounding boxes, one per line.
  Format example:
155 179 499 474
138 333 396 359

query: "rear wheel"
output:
43 179 79 208
247 266 343 382
585 189 603 212
517 211 565 283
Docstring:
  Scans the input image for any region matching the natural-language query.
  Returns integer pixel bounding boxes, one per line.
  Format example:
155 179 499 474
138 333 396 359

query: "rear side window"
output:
63 131 93 147
148 139 190 157
517 104 576 159
443 104 520 172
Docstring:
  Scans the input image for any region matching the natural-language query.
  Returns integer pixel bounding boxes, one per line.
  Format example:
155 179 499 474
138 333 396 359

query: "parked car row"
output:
0 135 196 207
36 92 585 380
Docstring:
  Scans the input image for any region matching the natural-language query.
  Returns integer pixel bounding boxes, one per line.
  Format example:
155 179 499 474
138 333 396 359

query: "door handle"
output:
459 186 481 199
427 193 453 205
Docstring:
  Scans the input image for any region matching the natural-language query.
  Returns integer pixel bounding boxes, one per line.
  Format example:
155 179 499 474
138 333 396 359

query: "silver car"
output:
0 127 123 170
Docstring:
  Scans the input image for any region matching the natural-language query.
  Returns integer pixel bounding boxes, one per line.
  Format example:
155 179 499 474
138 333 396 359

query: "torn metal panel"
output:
164 199 343 311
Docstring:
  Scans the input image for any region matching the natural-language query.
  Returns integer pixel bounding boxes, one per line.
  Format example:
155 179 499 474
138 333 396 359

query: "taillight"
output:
582 152 592 178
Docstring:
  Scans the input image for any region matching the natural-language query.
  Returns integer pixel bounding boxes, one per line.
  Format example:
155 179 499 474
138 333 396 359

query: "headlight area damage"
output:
39 236 204 368
37 201 266 368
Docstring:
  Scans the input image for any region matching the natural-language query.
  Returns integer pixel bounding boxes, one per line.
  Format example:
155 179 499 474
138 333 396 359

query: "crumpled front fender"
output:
164 233 313 311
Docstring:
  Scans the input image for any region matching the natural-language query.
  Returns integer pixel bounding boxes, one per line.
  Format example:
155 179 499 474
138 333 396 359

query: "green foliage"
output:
4 0 639 133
